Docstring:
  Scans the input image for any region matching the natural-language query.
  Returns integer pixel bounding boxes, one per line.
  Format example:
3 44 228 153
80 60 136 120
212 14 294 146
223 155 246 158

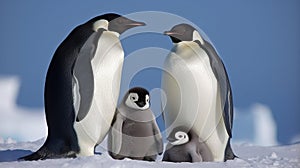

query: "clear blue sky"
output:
0 0 299 144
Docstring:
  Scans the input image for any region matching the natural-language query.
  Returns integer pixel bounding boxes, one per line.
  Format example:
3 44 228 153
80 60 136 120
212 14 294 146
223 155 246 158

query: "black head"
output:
167 126 191 145
88 13 145 34
164 23 197 43
88 13 122 23
125 87 150 110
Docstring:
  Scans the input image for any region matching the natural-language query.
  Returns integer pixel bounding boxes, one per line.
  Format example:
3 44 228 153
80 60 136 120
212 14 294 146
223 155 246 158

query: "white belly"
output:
162 42 228 161
74 31 124 156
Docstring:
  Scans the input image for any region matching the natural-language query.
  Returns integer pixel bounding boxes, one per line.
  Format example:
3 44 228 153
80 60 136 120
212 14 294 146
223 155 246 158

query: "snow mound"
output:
0 77 46 141
0 139 299 168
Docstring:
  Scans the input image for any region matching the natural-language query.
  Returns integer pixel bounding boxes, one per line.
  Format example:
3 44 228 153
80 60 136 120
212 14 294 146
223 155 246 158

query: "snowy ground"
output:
0 138 299 168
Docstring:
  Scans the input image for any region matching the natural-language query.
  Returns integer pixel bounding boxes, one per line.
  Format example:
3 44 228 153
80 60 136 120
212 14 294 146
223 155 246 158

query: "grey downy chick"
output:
163 126 213 162
108 87 163 161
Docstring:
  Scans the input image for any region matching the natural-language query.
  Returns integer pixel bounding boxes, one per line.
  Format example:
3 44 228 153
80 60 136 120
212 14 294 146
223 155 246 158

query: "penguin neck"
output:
118 104 154 122
189 129 205 143
174 41 197 48
93 19 109 32
92 20 120 37
171 41 200 56
192 30 204 45
106 30 120 38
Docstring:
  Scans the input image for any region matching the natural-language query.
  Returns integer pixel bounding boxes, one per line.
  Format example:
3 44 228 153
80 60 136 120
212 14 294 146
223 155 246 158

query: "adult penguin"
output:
162 23 235 161
19 13 145 161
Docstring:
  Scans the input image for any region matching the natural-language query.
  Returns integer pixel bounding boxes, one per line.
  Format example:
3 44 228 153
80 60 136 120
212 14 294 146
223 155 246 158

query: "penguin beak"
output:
126 20 146 27
136 101 146 108
164 31 181 37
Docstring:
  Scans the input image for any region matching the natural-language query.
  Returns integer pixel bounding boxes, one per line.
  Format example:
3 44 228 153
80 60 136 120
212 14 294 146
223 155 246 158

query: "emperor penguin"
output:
108 87 163 161
19 13 145 161
163 126 213 162
162 23 236 161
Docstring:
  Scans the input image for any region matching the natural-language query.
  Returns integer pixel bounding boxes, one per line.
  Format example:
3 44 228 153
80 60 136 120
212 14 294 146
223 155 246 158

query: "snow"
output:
252 104 278 146
0 77 46 141
0 138 299 168
233 104 278 146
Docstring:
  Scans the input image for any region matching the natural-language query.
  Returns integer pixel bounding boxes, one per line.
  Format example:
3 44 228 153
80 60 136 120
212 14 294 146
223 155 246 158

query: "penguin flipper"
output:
111 110 124 155
72 32 102 122
162 151 170 162
195 40 233 137
189 151 203 162
151 117 163 155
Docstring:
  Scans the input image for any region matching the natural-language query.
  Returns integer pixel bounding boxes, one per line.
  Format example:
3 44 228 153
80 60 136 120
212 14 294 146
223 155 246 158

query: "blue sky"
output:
0 0 299 144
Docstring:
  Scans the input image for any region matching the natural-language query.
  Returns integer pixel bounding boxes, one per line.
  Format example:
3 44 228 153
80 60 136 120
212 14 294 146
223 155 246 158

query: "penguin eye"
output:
178 135 183 138
131 96 136 101
145 95 150 103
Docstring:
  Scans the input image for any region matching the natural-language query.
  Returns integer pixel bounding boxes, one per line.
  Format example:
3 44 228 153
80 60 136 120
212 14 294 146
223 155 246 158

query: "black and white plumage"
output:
108 87 163 161
19 13 145 161
163 126 213 162
162 23 235 161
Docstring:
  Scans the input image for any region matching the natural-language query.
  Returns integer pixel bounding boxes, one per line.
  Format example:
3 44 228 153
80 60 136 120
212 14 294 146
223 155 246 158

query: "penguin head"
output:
167 126 190 146
125 87 150 110
90 13 145 34
164 23 204 44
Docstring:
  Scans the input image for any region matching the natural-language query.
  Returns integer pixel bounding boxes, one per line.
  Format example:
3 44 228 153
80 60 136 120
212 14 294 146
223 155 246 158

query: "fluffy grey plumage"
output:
163 126 213 162
108 87 163 161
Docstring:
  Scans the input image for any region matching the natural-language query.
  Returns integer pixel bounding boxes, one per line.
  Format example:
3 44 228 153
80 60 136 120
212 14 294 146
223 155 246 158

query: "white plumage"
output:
162 40 229 161
74 31 124 156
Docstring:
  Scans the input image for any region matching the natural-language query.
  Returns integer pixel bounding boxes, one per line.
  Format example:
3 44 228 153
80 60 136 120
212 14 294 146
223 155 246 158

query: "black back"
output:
19 14 116 161
87 13 121 24
43 22 94 154
44 14 123 150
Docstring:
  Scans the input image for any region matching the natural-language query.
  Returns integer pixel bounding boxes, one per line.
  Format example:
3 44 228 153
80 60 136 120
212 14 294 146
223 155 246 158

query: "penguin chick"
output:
108 87 163 161
163 126 213 162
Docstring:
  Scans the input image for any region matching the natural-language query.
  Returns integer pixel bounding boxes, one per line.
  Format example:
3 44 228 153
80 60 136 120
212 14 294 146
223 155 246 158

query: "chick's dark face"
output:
125 87 150 110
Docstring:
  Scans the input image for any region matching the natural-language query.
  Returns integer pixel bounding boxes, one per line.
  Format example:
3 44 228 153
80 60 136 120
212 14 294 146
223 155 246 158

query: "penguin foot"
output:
18 147 77 161
143 155 157 161
108 152 126 160
224 140 237 161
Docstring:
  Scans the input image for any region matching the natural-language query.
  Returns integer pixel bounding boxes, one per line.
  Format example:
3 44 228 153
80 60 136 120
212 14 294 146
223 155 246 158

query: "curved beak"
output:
164 31 181 36
136 101 146 108
127 20 146 27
